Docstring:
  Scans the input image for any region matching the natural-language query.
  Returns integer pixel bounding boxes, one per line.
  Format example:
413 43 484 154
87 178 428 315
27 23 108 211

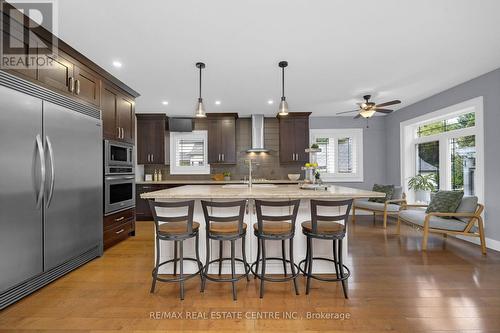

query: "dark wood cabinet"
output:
136 184 182 220
136 114 166 165
278 112 311 164
103 208 135 250
73 65 101 106
102 83 135 143
207 113 238 164
37 50 75 94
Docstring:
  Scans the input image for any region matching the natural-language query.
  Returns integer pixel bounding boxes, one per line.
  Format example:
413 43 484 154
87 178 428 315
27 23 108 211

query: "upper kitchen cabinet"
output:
206 113 238 164
136 114 166 164
278 112 311 164
102 83 135 144
37 50 75 94
73 66 101 106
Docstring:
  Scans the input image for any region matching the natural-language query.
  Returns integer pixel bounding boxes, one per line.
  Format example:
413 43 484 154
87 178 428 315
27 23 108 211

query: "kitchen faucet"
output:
245 158 259 188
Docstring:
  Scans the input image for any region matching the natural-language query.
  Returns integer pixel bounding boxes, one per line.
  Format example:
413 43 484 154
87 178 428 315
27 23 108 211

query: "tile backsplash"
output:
142 118 302 181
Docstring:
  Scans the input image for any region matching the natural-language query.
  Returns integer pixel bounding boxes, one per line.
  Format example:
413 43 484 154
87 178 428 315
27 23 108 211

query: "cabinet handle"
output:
218 153 221 161
68 77 74 92
222 153 224 161
151 154 154 162
115 216 125 222
117 127 120 138
121 127 124 139
115 228 125 234
75 79 80 95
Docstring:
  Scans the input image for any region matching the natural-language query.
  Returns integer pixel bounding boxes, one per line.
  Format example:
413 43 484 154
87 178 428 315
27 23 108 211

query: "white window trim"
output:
169 130 210 175
400 96 484 203
310 128 364 182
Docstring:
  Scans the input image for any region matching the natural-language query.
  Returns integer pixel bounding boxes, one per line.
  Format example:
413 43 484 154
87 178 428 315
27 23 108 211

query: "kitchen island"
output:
141 184 384 274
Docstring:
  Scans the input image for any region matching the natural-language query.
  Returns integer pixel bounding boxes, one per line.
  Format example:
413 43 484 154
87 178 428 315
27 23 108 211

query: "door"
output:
0 86 43 293
43 101 102 270
37 50 74 94
207 119 220 163
102 86 118 140
74 66 101 106
279 118 295 163
136 118 152 164
117 96 134 143
220 118 236 163
294 117 309 163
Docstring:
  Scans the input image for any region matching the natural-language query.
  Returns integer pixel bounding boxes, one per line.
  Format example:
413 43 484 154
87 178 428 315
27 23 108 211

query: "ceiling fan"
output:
337 95 401 119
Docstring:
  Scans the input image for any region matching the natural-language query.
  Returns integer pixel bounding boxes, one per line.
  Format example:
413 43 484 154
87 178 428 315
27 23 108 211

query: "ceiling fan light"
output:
360 109 376 118
278 98 289 116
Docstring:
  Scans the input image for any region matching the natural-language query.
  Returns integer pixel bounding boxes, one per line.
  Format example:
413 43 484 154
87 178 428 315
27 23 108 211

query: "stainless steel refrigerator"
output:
0 72 102 309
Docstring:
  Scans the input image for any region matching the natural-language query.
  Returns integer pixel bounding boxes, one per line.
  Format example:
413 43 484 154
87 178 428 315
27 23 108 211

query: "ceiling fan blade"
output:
354 114 362 119
374 108 393 113
336 110 360 115
375 100 401 108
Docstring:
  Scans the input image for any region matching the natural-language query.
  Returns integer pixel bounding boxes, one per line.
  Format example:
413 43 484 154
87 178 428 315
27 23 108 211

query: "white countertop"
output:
140 184 385 200
136 179 301 185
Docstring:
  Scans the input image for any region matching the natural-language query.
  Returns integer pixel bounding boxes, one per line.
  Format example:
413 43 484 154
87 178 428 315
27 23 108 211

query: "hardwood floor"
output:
1 216 500 332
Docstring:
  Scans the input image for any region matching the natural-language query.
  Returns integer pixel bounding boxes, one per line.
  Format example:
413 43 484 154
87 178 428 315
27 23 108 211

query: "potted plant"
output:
407 174 436 203
223 171 231 181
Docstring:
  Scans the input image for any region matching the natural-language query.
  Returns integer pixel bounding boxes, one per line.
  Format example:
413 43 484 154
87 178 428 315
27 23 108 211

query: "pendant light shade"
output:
278 61 289 116
195 62 207 118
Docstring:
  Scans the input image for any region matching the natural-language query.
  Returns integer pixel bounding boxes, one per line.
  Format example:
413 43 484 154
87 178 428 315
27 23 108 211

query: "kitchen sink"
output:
222 184 277 189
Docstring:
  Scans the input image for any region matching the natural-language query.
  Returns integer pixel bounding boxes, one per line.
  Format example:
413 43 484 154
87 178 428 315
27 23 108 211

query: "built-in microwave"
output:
104 140 134 174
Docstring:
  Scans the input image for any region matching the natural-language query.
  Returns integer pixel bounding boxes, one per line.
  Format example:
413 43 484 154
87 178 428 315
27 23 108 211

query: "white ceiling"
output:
54 0 500 117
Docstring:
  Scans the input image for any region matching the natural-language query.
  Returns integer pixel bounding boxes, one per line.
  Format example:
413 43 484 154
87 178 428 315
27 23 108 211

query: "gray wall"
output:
385 68 500 242
310 116 387 190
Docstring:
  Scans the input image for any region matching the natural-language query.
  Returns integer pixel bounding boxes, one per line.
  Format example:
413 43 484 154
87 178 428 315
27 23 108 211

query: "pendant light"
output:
195 62 207 118
278 60 289 116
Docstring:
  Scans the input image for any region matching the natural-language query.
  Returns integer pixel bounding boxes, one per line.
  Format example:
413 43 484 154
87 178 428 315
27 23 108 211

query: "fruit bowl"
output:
288 174 300 181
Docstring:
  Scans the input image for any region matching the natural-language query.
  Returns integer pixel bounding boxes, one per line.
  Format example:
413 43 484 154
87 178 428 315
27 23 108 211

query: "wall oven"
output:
104 174 135 215
104 140 135 215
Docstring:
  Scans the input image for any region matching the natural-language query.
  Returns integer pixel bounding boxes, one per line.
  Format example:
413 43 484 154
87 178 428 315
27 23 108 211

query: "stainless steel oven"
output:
104 174 135 215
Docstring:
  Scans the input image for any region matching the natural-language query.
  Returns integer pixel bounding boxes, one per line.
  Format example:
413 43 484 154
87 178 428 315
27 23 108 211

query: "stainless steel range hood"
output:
247 114 269 153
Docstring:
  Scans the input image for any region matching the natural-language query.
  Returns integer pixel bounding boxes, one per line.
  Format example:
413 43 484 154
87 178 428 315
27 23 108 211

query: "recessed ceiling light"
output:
267 100 274 105
215 100 221 105
112 61 122 68
162 101 169 105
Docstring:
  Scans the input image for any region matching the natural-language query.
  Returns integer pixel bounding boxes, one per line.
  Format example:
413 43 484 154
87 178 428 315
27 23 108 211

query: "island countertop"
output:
140 184 385 200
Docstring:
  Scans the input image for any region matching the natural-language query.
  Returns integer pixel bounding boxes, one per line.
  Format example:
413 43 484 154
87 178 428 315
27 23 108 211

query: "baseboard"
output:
455 234 500 252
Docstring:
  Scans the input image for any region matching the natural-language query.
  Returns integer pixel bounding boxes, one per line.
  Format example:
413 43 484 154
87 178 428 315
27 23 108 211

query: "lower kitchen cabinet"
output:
136 184 182 220
103 208 135 250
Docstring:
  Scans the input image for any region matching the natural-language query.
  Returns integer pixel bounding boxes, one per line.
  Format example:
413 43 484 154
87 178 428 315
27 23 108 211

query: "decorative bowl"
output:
288 174 300 181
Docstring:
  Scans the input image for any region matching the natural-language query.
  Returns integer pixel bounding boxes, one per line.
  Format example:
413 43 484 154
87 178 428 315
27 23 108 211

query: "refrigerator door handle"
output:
45 136 56 208
34 134 45 209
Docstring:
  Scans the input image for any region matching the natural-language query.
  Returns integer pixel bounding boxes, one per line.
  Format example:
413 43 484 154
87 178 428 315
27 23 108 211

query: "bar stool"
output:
252 199 301 298
148 200 203 300
299 199 352 298
200 200 251 300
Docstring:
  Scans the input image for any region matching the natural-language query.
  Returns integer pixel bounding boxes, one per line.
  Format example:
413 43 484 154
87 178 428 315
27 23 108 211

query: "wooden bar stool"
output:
200 200 251 301
299 199 353 298
252 199 301 298
148 200 203 300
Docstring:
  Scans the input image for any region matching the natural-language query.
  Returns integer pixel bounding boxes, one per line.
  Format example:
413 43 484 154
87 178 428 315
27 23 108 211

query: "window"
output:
169 131 210 174
310 128 363 182
401 97 484 202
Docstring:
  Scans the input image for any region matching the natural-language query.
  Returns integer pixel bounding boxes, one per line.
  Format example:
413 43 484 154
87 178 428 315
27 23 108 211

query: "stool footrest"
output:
298 257 350 282
152 257 203 283
251 257 300 282
203 257 251 283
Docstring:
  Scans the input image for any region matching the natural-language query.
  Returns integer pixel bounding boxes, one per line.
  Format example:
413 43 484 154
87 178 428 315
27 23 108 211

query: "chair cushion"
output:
210 221 247 235
355 200 401 212
159 221 200 235
392 186 403 202
455 196 478 223
399 210 467 231
369 184 395 203
301 220 344 235
426 191 464 217
253 221 292 235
